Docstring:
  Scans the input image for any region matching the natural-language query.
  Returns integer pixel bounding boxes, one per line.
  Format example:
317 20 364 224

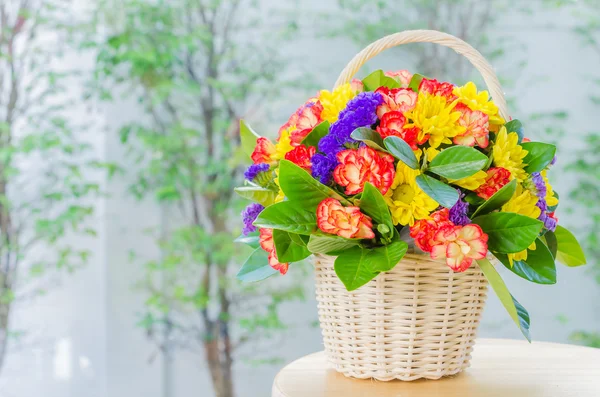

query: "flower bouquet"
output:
234 30 586 381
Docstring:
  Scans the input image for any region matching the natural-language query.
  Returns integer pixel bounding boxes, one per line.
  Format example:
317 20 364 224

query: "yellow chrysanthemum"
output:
493 127 528 182
450 170 487 191
318 83 356 123
383 162 439 226
273 168 284 203
405 93 465 149
453 82 505 125
541 170 559 207
273 129 294 161
502 184 541 265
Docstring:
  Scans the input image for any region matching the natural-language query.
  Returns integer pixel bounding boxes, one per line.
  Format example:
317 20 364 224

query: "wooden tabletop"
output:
272 338 600 397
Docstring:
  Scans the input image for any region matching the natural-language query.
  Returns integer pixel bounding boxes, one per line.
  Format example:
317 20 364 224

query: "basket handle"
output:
334 29 509 120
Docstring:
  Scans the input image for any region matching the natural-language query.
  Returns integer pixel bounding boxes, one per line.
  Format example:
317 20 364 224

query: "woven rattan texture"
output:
314 254 489 381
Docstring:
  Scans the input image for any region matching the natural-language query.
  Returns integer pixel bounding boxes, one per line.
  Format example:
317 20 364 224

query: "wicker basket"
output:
314 29 510 381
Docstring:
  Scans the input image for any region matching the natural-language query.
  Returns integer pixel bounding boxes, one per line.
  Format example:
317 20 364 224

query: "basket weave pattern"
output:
314 254 489 381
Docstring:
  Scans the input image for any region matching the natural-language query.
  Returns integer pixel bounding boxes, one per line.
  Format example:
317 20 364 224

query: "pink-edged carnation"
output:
259 228 289 275
376 111 425 150
285 144 316 173
385 70 412 87
317 198 375 239
453 103 490 148
418 78 456 100
430 224 488 272
375 87 418 119
280 99 324 146
333 146 395 195
251 137 277 165
475 167 511 200
410 208 453 253
350 78 364 93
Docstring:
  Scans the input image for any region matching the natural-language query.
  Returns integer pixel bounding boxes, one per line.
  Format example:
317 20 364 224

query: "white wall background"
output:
1 2 599 397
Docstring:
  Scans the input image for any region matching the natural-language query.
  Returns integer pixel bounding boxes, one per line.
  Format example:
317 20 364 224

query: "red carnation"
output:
475 167 511 200
419 78 456 100
376 111 425 150
284 144 316 173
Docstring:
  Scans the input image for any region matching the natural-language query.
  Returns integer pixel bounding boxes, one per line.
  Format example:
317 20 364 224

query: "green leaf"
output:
504 119 524 143
362 70 400 91
365 240 408 272
278 160 349 208
334 246 378 291
407 73 424 92
472 179 517 217
234 186 277 207
472 213 543 253
478 258 531 341
273 230 311 263
554 225 586 267
495 238 556 284
307 234 360 254
234 234 260 249
542 230 558 258
253 201 317 235
383 136 418 169
415 174 458 208
240 120 260 158
301 121 330 148
359 182 393 236
521 142 557 173
237 248 278 282
428 146 488 180
350 127 386 151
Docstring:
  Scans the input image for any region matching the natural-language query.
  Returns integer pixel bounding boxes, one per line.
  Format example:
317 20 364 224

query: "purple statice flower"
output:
449 193 470 226
538 211 558 232
550 155 557 166
241 203 264 235
244 163 270 182
530 172 547 199
312 92 383 184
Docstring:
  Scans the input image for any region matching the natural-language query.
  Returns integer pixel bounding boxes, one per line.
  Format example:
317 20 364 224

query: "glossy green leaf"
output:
234 234 260 249
237 248 278 282
428 146 488 180
408 73 424 92
307 234 360 254
471 179 517 217
351 127 386 151
521 142 557 173
362 69 400 91
253 201 317 235
384 136 418 169
365 240 408 272
472 212 543 253
542 230 558 258
301 121 330 148
278 160 349 208
495 238 556 284
415 174 459 208
240 120 260 158
504 119 524 143
359 182 393 236
478 258 531 341
273 230 311 263
234 186 278 207
334 246 378 291
554 225 586 267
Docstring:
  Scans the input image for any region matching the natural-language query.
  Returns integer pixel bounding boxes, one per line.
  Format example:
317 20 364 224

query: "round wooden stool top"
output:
272 338 600 397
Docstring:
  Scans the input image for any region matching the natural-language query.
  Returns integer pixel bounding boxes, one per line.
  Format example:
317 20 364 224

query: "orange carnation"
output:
316 198 375 239
284 144 316 173
430 224 488 272
409 208 453 253
281 99 323 146
376 111 425 150
375 87 418 119
453 103 490 148
251 137 276 165
333 146 395 195
259 228 289 275
475 167 511 200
